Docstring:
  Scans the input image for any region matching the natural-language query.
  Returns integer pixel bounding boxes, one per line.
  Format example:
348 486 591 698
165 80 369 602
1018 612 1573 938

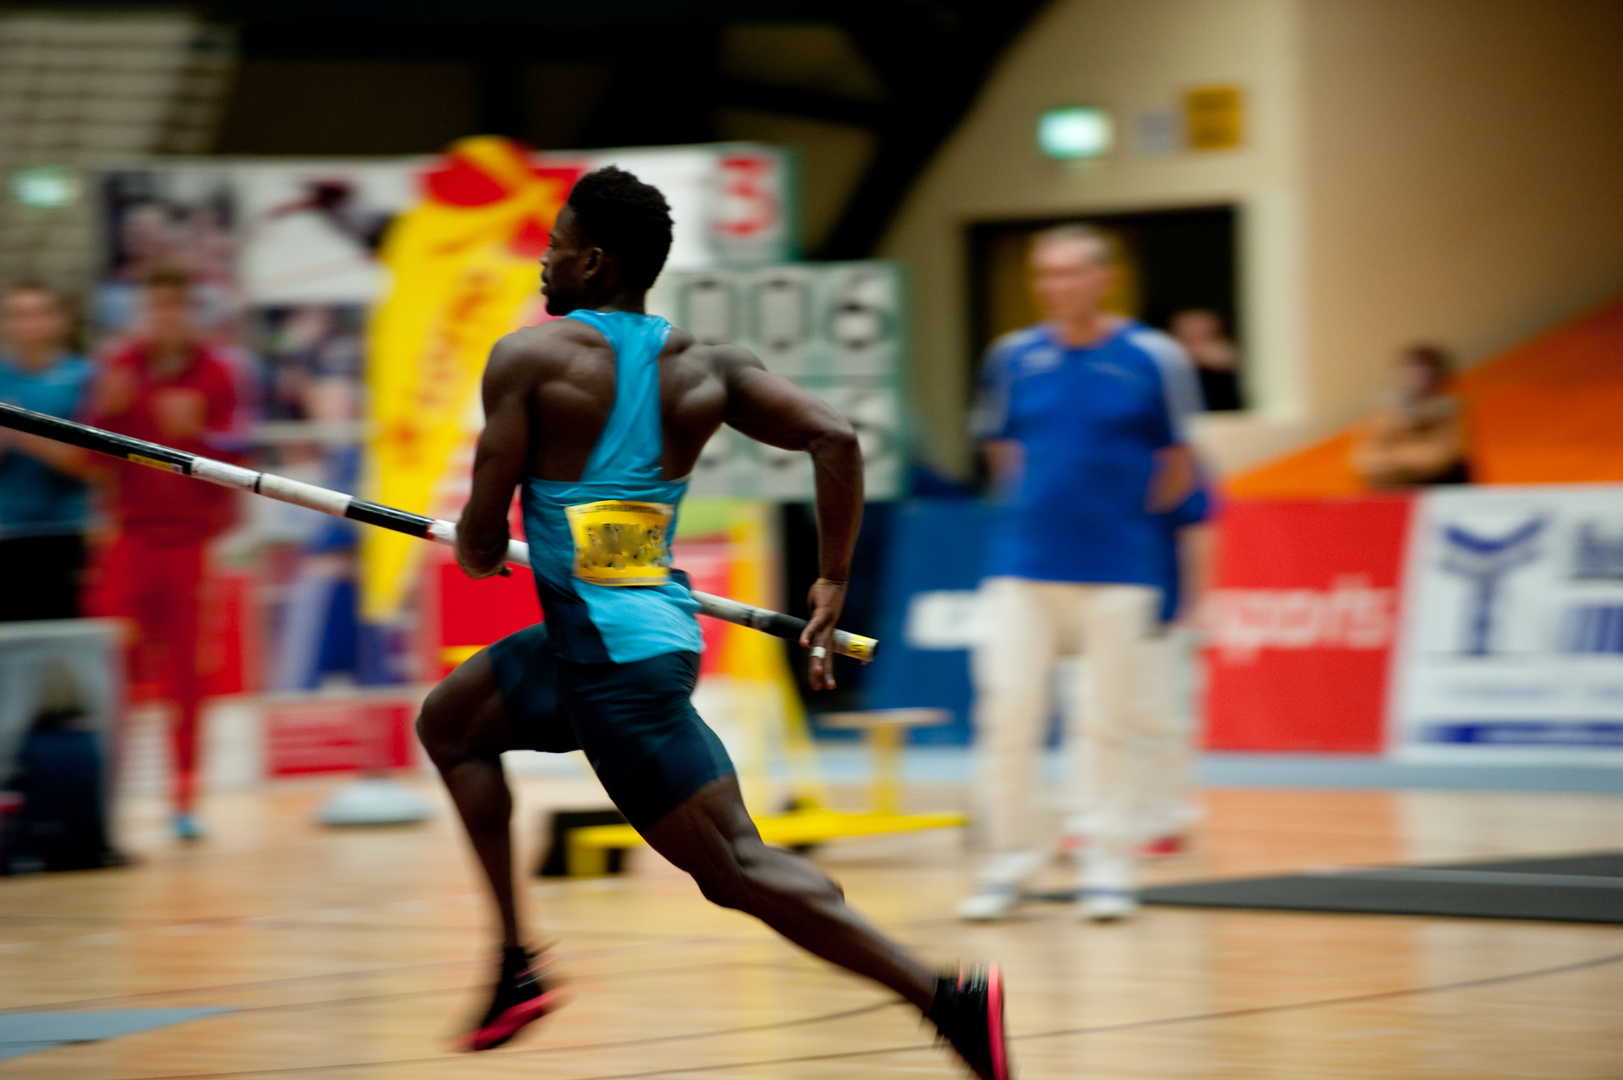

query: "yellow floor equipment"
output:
566 708 967 876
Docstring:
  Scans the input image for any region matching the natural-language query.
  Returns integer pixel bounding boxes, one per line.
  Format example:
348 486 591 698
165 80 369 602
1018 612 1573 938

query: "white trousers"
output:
1066 626 1203 843
1143 627 1203 836
970 577 1164 881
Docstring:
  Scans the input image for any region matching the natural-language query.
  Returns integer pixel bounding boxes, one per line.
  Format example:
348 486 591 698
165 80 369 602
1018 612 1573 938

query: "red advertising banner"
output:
675 539 732 677
264 698 417 776
426 537 735 679
1203 496 1414 752
433 558 542 677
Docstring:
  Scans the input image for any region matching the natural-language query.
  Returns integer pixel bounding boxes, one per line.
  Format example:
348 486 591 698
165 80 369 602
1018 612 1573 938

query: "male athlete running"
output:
415 167 1011 1079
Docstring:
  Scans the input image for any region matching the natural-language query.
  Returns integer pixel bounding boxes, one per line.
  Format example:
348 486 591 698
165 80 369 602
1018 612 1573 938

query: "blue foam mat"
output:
0 1007 234 1061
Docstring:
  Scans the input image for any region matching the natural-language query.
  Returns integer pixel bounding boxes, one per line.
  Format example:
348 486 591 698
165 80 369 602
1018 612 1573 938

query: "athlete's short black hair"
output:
565 166 673 290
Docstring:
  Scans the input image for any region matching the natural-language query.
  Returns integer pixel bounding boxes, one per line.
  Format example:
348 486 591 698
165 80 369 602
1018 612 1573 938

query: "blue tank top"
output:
521 309 703 664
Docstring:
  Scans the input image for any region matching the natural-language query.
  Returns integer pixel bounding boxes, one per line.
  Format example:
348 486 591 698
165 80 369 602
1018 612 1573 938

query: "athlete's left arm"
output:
1149 445 1198 513
716 345 861 690
1145 334 1204 513
1174 521 1216 627
457 334 534 579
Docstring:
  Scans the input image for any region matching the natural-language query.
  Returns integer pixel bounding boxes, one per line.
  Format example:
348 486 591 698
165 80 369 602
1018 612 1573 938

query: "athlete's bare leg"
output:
421 653 933 1009
643 775 937 1010
417 652 526 949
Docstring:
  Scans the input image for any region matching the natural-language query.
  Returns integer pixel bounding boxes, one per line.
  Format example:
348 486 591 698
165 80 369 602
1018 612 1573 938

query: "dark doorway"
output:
967 205 1242 410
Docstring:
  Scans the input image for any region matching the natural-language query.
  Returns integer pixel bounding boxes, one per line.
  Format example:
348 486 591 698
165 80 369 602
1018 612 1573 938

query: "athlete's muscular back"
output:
483 315 853 484
456 308 862 688
496 317 720 483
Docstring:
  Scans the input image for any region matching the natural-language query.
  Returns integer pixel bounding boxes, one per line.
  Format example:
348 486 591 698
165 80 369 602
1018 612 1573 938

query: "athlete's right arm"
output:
457 332 537 579
716 345 861 690
970 339 1023 491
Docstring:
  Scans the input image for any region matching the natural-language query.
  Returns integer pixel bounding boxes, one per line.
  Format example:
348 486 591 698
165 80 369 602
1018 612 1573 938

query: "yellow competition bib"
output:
565 500 674 586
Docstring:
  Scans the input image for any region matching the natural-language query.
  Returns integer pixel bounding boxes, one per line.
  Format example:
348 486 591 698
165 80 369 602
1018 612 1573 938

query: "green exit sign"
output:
9 165 79 209
1037 107 1113 160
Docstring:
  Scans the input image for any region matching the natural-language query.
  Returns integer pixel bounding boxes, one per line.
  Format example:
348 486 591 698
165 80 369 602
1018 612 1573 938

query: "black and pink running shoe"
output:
459 945 563 1051
928 963 1013 1080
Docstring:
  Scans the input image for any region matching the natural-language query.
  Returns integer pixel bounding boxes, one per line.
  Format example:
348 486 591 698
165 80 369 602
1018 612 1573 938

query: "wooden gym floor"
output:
2 770 1621 1079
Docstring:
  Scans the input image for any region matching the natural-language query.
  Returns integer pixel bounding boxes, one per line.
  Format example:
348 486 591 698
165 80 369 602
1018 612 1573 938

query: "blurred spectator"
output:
1169 308 1243 411
271 359 362 692
962 225 1201 923
0 283 95 621
259 304 364 422
89 268 238 842
115 202 182 284
1350 344 1470 487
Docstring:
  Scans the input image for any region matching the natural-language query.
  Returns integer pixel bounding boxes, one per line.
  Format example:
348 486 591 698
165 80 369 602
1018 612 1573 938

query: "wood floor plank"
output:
2 779 1620 1078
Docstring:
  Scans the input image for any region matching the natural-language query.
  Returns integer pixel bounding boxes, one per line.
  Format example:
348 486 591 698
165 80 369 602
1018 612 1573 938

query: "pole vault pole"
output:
0 401 878 662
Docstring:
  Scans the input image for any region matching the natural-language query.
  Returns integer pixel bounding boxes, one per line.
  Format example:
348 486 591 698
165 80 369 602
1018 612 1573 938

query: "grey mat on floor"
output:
1137 851 1623 924
0 1007 234 1062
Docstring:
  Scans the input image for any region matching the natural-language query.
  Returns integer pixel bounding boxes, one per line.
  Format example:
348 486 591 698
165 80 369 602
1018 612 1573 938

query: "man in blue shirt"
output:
960 224 1201 922
0 283 95 621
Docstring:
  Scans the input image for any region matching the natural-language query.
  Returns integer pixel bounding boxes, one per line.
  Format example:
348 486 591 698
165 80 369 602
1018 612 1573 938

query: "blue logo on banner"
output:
1439 518 1544 656
1572 523 1623 580
1423 720 1623 746
1560 605 1623 654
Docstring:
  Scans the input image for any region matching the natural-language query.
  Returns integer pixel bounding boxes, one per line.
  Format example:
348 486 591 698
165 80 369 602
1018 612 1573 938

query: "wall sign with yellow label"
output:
565 500 675 586
1184 85 1244 151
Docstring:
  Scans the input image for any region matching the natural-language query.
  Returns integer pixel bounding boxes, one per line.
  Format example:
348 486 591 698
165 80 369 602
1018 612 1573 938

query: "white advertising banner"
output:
1394 484 1623 761
96 142 795 314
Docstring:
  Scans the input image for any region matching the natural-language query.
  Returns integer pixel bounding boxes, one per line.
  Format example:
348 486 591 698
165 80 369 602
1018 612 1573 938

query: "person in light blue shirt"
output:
0 283 95 621
960 224 1202 924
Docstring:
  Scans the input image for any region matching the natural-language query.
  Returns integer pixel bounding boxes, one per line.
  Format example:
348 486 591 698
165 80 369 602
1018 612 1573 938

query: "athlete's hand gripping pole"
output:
0 401 878 663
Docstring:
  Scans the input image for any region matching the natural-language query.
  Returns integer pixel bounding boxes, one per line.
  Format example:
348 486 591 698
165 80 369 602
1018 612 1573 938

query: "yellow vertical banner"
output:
361 137 582 621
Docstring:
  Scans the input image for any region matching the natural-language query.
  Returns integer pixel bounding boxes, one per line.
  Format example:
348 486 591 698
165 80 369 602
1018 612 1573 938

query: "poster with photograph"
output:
95 167 238 338
85 141 805 685
235 161 418 306
251 303 366 423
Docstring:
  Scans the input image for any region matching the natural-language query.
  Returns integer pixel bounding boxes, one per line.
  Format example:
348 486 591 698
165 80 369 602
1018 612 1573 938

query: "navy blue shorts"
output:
487 623 735 832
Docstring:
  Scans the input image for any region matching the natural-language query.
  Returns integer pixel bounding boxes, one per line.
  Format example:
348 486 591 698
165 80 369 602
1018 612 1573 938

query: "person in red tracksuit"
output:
90 267 237 841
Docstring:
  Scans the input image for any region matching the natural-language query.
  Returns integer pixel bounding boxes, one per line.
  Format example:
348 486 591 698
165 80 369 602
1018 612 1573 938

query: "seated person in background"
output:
1351 344 1470 488
1169 308 1243 411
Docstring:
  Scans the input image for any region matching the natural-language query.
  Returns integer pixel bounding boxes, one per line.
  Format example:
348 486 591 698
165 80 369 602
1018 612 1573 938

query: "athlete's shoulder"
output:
1121 324 1202 430
986 324 1048 360
1121 325 1192 370
500 317 600 351
488 319 602 373
983 324 1061 385
680 337 762 380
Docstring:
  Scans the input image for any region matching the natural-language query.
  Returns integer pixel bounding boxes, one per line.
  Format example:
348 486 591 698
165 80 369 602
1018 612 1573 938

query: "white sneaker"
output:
1078 850 1137 921
956 883 1022 922
955 849 1045 922
1079 889 1139 921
